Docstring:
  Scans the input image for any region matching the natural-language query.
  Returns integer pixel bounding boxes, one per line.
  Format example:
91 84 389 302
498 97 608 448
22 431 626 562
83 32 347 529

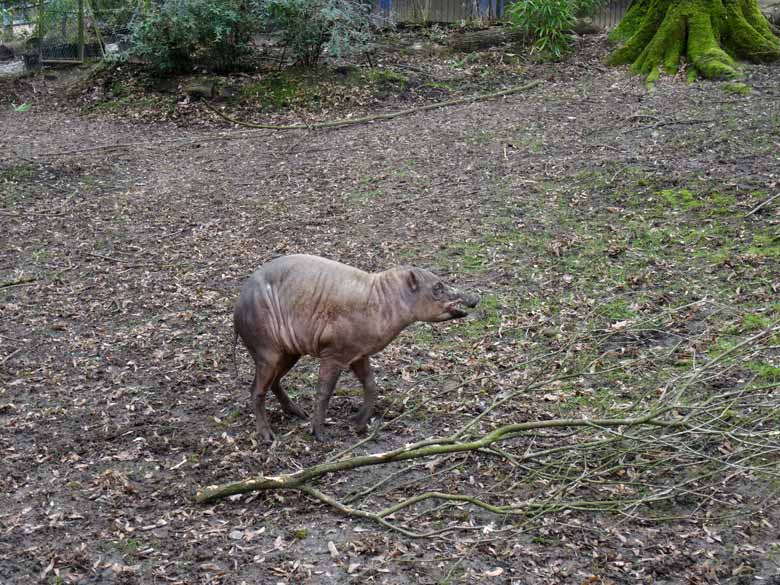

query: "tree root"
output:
35 81 542 158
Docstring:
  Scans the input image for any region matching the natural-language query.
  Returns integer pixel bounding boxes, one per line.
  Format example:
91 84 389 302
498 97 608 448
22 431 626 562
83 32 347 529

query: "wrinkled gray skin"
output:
234 254 480 443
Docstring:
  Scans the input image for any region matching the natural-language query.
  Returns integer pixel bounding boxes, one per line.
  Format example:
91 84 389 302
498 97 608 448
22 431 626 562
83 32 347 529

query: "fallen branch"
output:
200 309 780 538
203 80 543 131
33 130 267 158
622 118 715 134
195 409 677 505
745 192 780 218
0 276 38 289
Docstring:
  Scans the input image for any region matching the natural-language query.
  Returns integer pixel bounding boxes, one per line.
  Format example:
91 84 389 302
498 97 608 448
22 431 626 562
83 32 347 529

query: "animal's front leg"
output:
311 361 342 441
350 357 379 434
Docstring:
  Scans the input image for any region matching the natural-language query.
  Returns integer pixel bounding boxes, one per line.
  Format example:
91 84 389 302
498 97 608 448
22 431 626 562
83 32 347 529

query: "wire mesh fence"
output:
3 0 142 63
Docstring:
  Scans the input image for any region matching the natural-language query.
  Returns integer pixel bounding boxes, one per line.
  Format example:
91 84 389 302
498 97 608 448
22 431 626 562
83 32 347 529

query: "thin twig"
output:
744 192 780 218
1 347 22 365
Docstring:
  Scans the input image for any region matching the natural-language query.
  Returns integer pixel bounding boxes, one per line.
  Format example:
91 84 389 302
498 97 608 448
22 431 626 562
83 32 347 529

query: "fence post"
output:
78 0 85 61
37 0 43 59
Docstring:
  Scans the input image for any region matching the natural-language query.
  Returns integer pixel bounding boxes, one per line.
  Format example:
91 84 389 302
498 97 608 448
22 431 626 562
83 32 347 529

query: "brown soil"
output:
2 33 780 584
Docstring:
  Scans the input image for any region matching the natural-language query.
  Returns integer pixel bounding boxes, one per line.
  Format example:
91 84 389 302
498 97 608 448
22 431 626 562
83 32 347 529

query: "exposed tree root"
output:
608 0 780 83
34 81 542 158
202 80 543 130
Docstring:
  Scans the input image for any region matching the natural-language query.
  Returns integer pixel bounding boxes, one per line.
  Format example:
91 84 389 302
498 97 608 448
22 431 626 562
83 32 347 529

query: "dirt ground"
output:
2 33 780 584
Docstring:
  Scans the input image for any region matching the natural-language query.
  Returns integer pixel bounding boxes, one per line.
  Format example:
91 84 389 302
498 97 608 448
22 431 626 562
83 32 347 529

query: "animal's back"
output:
234 255 373 357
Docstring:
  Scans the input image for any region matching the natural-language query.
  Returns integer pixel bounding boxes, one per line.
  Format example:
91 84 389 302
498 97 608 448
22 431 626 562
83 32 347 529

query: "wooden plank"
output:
372 0 627 26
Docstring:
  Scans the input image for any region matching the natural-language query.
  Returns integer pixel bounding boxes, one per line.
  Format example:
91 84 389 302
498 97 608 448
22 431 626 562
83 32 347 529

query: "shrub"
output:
131 0 256 74
256 0 372 66
506 0 603 60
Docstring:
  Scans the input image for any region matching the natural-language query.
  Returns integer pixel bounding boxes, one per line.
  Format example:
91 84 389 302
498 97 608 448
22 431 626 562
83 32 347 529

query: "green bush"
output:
131 0 256 74
256 0 372 66
506 0 603 60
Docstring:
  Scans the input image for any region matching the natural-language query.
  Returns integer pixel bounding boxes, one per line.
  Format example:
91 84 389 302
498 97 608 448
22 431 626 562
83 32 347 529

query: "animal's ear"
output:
406 269 419 292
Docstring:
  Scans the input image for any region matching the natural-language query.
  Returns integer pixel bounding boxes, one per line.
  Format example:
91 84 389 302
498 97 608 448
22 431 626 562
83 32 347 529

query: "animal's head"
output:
405 268 480 322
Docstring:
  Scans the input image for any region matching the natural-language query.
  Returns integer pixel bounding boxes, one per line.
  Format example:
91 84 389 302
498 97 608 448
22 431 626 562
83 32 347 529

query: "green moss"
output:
723 0 780 62
292 528 309 540
607 0 777 81
609 0 655 44
705 191 737 213
608 0 668 66
368 68 408 88
686 0 739 79
660 188 702 210
241 74 301 110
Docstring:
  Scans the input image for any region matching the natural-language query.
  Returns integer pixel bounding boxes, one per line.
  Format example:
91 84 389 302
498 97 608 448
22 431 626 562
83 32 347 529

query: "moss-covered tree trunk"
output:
608 0 780 83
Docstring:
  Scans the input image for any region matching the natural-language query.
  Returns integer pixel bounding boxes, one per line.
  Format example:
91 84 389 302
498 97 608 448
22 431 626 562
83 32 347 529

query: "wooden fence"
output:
373 0 632 28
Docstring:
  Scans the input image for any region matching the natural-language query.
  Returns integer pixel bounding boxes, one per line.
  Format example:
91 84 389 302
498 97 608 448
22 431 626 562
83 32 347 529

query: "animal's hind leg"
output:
250 355 282 444
271 354 307 419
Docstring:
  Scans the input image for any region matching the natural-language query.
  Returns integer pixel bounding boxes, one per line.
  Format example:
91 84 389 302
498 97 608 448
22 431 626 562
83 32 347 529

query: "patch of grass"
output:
451 52 481 68
119 538 140 556
0 165 36 205
110 81 131 97
747 231 780 258
704 191 737 215
447 241 489 272
348 187 384 203
0 164 35 182
598 299 636 321
411 325 434 345
747 361 780 382
215 408 243 428
459 294 503 338
741 313 772 331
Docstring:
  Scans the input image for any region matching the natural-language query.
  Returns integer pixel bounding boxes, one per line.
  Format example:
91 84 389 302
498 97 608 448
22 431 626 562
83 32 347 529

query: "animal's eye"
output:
432 282 445 297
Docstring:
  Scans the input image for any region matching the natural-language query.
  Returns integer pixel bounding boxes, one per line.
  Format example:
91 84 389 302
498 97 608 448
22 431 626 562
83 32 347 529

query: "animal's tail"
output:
232 327 239 380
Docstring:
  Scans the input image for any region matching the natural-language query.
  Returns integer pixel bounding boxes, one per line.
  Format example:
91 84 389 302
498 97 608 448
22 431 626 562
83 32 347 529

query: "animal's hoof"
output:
256 428 275 444
353 410 373 432
286 405 308 420
311 425 326 442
